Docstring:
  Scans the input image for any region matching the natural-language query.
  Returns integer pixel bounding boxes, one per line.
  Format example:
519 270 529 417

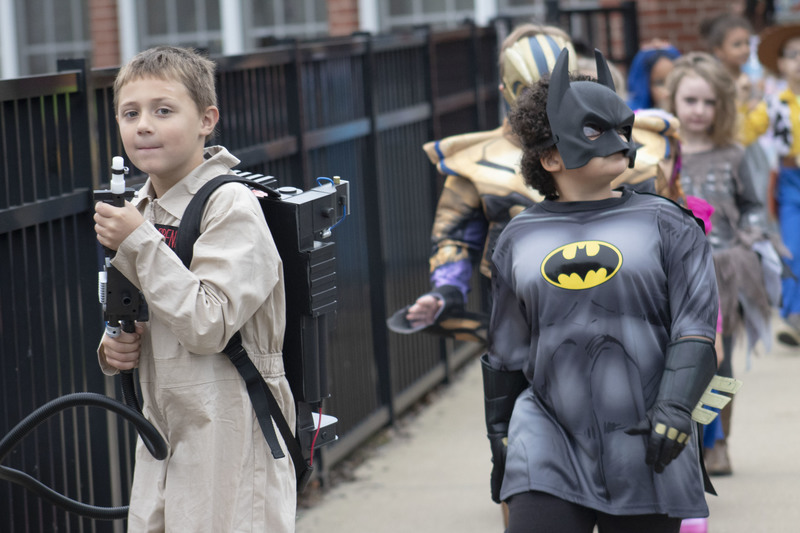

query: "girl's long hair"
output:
666 52 738 147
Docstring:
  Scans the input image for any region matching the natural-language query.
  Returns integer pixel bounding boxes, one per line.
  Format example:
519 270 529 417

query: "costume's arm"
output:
626 203 719 471
663 202 720 339
481 353 527 503
482 258 532 501
487 262 533 372
739 100 769 146
428 174 488 299
625 338 717 472
113 185 279 354
396 174 486 332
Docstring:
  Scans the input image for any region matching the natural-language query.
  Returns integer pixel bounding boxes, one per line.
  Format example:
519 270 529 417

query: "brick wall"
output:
328 0 360 36
635 0 743 54
89 0 120 68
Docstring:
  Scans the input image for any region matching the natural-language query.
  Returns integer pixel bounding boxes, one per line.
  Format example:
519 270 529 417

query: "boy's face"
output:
649 56 675 110
714 27 751 70
116 76 217 189
778 37 800 85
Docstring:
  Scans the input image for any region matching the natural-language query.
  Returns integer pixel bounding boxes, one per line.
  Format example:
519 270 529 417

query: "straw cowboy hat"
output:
758 23 800 73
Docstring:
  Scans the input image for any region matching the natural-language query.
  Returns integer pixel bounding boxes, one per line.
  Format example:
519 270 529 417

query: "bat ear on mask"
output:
594 48 616 93
546 48 572 144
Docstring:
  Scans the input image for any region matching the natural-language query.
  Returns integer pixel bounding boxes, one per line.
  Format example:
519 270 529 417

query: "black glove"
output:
488 434 508 504
386 285 489 344
624 401 692 473
481 353 527 503
625 338 716 473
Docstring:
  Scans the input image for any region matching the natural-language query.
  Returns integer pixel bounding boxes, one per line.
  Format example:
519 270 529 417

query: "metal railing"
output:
546 0 640 68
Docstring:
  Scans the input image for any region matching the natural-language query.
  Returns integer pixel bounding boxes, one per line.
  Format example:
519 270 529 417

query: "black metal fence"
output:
546 0 639 67
1 7 638 531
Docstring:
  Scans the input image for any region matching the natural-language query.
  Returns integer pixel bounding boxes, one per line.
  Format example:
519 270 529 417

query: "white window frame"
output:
1 0 18 78
136 0 223 53
496 0 545 21
243 0 329 45
380 0 477 31
13 0 90 76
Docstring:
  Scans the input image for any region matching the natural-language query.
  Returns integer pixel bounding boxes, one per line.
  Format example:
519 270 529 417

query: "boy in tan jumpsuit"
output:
93 46 296 532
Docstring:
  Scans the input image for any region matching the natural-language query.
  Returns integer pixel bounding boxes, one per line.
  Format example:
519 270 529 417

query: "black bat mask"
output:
546 48 637 170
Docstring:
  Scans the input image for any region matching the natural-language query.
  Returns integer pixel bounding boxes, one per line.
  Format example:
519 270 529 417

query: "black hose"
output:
120 370 141 411
0 466 128 521
0 392 168 520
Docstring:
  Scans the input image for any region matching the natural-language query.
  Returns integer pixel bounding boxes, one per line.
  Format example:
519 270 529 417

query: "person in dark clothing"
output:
483 48 720 533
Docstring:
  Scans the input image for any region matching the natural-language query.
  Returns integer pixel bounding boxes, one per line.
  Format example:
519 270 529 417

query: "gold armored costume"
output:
387 26 681 345
424 110 679 283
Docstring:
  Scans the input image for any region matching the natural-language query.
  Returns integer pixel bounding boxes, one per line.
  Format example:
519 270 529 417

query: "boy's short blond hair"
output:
113 46 217 115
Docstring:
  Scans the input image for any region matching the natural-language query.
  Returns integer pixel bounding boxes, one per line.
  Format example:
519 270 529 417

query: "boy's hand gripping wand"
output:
95 157 148 410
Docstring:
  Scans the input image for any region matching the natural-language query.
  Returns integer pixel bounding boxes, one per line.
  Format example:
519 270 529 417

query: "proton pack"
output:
95 162 349 492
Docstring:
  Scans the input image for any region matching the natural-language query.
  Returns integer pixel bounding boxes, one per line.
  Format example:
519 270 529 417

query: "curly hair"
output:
508 74 595 200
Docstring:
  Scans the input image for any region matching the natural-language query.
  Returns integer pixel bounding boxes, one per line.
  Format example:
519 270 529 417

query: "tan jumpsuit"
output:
98 146 296 532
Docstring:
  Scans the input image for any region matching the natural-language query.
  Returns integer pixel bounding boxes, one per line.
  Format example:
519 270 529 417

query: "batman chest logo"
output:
540 240 622 290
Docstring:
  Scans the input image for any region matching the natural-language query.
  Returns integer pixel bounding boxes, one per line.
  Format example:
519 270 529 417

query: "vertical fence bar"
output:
288 39 311 188
621 1 640 68
425 27 442 144
362 33 394 422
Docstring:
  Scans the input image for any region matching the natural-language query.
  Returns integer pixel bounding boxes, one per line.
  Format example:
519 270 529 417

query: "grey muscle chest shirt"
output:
488 187 718 517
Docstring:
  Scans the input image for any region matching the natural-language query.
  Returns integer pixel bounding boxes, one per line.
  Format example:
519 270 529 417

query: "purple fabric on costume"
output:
430 216 488 301
463 216 489 250
431 260 472 301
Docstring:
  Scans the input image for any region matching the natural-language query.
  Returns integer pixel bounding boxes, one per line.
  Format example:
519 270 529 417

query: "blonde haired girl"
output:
666 51 775 477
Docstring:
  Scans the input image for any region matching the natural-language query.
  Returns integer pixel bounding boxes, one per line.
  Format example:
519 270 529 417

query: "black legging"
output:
718 334 734 379
506 491 683 533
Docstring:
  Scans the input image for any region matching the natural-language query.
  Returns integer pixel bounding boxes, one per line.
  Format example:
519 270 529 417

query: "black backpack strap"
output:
223 332 313 491
175 175 311 491
175 174 280 269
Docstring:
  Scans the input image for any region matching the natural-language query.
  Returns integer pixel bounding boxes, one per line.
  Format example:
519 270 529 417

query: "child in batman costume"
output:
485 48 721 533
388 24 684 347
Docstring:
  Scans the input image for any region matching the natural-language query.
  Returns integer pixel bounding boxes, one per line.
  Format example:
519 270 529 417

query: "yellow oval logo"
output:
541 240 622 290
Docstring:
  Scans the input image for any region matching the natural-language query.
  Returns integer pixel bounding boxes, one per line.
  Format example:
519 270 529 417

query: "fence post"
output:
362 32 395 423
468 20 487 133
57 58 98 190
621 1 640 68
545 0 560 24
424 26 442 144
287 39 310 188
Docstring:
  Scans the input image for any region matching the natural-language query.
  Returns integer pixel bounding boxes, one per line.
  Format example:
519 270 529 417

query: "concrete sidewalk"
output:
296 322 800 533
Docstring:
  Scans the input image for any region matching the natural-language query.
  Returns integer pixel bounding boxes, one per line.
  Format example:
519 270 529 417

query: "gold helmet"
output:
502 30 576 106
